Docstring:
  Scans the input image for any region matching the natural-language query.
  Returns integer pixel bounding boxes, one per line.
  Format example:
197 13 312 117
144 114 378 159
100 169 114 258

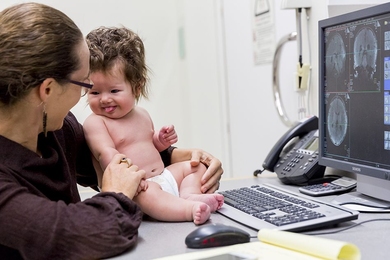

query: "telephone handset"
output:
258 116 325 185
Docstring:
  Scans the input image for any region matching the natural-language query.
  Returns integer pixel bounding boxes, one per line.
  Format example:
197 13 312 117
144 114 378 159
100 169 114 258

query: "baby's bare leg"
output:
167 162 224 212
185 193 224 212
134 181 211 225
167 162 205 195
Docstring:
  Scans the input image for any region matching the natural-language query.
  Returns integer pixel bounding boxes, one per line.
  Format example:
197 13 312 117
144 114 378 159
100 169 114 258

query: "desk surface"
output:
80 174 390 259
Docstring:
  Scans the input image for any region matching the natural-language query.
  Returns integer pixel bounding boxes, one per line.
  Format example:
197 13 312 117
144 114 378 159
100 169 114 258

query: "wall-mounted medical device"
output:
272 0 312 127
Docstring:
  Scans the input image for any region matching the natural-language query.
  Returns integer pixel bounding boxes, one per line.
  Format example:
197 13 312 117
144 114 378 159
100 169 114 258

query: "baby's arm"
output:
83 115 122 172
84 115 148 194
153 125 178 152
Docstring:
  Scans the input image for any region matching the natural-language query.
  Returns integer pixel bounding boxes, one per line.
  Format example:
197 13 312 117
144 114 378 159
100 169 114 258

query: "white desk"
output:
80 174 390 259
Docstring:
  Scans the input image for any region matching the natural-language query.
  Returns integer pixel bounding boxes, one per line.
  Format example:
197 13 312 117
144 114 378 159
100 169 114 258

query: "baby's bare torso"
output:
102 107 164 178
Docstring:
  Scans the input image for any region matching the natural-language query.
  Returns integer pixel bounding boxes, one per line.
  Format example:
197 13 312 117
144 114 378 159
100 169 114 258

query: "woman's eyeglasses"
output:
68 79 94 89
68 79 94 97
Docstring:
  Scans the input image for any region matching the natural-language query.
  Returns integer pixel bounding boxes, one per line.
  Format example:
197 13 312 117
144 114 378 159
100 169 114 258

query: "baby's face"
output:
88 69 136 119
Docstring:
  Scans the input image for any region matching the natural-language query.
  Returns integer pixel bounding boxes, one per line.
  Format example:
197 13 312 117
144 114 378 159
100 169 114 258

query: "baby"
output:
83 26 223 224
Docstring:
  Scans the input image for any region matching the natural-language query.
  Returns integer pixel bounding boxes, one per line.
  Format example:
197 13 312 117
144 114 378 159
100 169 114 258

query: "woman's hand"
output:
101 154 146 199
171 148 223 194
190 150 223 193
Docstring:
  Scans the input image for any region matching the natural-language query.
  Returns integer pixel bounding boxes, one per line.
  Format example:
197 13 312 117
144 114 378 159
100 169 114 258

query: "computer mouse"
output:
185 223 251 248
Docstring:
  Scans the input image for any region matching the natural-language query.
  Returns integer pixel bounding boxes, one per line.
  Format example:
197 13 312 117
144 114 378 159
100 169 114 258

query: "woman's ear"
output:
38 78 55 101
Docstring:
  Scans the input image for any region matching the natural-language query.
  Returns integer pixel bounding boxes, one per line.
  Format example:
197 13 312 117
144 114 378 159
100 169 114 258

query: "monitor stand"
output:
332 191 390 213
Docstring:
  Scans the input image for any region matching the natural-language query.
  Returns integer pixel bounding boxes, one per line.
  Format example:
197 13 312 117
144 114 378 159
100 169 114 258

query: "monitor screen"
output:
319 2 390 210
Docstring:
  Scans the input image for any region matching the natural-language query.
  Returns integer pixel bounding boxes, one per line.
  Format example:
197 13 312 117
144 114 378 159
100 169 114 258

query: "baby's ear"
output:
135 85 141 97
139 79 146 88
137 79 146 92
134 85 142 101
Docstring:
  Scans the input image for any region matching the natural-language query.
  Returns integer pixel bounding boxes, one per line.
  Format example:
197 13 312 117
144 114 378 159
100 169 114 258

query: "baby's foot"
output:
193 203 211 225
187 194 224 212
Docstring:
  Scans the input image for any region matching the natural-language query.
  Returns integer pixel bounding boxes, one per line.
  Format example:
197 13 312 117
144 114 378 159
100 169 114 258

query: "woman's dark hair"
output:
0 2 84 106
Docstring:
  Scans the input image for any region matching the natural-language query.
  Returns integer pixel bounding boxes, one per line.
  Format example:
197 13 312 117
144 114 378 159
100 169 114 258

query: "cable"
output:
297 8 303 67
247 218 390 239
304 218 390 235
305 9 312 116
253 169 265 176
298 92 306 120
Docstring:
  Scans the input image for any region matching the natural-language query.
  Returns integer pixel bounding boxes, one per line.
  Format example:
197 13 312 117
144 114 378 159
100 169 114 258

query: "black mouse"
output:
185 223 251 248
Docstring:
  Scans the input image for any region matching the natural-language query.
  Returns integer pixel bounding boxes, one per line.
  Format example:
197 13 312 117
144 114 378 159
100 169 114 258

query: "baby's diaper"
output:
147 168 179 197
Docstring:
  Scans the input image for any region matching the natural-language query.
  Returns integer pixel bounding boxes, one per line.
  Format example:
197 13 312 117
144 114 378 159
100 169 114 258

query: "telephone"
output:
258 116 325 185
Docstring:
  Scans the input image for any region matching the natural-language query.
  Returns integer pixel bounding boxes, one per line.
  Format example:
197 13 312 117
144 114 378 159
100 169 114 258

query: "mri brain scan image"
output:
353 27 378 86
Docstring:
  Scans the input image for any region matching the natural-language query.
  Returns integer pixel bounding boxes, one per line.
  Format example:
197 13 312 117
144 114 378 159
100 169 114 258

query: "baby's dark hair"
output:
86 26 149 101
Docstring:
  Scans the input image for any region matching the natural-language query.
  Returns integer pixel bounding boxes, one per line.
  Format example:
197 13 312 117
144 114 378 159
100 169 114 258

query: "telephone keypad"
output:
272 128 326 185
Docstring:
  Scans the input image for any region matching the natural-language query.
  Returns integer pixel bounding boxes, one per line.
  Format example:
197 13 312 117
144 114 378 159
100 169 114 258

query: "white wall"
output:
222 0 297 177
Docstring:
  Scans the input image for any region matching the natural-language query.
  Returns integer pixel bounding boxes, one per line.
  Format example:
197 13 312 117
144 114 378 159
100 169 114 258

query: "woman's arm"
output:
59 112 99 189
160 146 176 167
0 172 143 259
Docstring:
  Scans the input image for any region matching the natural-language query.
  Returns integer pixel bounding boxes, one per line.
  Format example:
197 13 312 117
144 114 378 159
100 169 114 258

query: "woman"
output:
0 3 223 259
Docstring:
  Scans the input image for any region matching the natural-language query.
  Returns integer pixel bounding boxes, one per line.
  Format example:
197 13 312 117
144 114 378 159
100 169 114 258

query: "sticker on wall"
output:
252 0 276 65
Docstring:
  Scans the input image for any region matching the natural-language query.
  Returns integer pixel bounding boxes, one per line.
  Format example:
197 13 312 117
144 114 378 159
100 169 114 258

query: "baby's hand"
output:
135 179 148 196
158 125 178 146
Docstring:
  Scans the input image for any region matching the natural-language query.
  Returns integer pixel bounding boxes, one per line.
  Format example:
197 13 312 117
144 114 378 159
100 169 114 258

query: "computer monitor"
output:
318 2 390 211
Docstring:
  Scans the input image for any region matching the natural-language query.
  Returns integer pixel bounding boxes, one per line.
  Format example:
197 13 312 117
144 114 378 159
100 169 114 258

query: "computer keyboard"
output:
217 183 359 232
